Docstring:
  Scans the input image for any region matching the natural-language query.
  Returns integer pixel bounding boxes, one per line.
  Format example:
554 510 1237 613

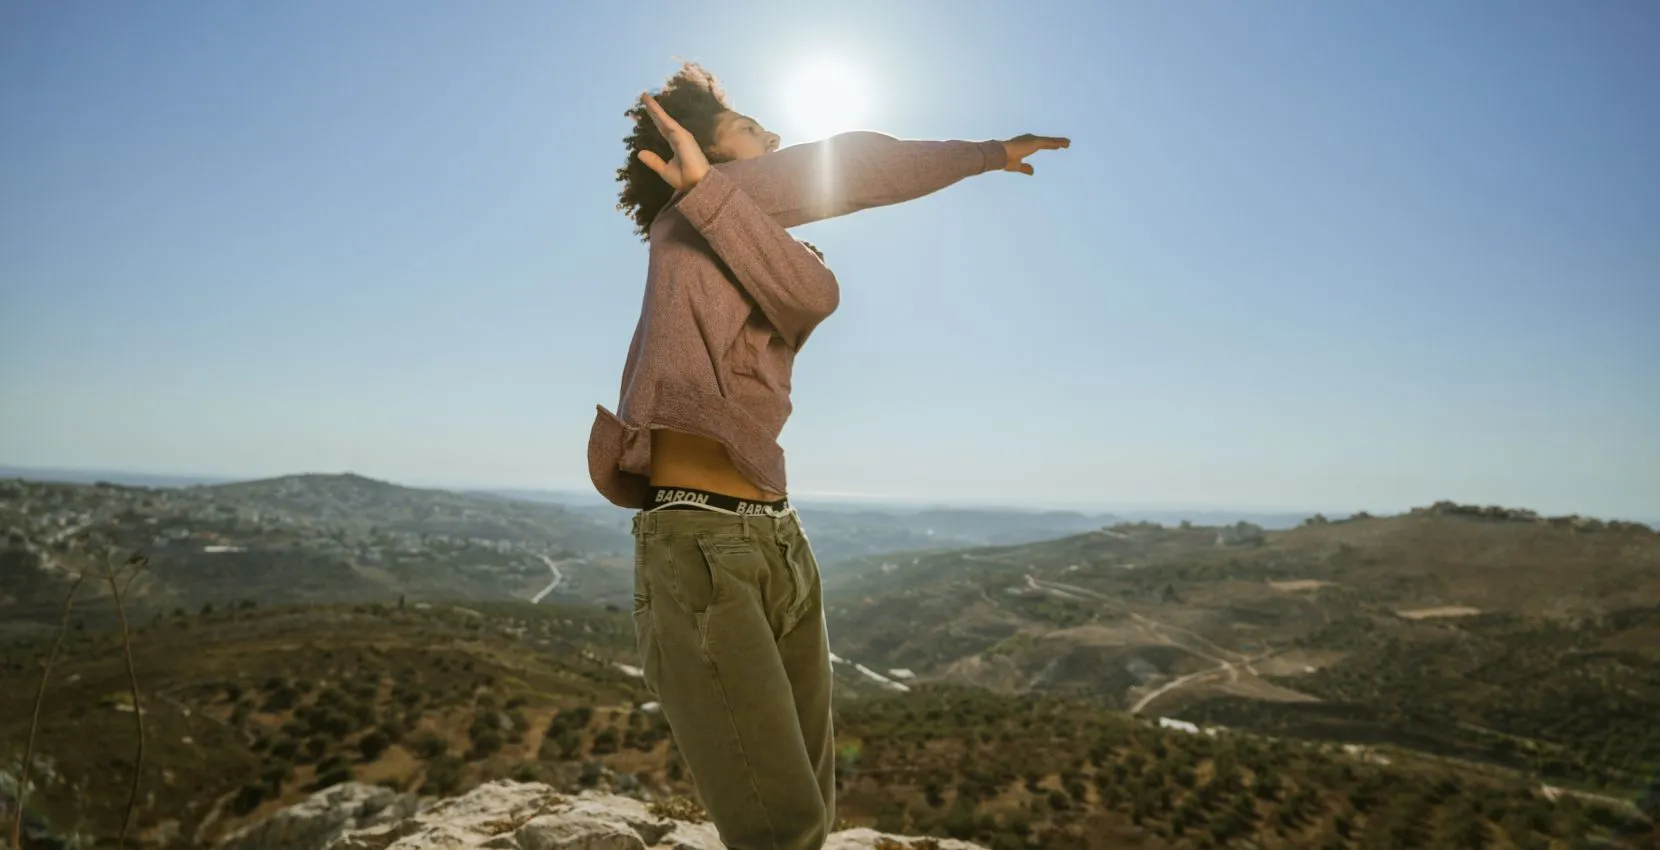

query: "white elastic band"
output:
648 500 796 519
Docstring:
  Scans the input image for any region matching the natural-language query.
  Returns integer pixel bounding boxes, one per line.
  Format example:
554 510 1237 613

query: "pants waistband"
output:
644 485 790 516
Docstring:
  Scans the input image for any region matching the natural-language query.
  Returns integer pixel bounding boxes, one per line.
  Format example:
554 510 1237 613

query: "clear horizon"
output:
4 461 1654 524
3 2 1657 519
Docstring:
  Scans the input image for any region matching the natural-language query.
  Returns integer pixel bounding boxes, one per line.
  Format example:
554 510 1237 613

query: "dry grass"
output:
647 795 707 823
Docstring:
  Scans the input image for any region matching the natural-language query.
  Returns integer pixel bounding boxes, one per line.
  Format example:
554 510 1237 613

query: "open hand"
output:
636 93 710 191
1001 134 1071 175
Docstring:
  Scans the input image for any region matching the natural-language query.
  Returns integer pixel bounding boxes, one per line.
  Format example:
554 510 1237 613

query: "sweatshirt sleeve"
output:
702 131 1009 228
676 168 840 350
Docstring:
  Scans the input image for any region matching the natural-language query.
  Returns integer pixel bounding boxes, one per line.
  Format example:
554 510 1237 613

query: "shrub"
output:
539 728 582 761
422 756 465 795
410 731 448 759
943 802 977 839
262 684 301 713
307 766 352 791
260 760 293 792
270 737 301 761
924 778 945 808
470 729 504 760
347 700 376 728
359 730 391 761
230 783 266 816
308 707 355 739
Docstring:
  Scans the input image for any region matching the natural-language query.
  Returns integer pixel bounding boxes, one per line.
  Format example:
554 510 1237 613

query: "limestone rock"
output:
218 781 418 850
328 782 719 850
824 830 987 850
226 780 991 850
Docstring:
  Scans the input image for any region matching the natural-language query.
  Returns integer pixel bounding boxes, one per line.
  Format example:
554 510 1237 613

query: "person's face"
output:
708 111 781 161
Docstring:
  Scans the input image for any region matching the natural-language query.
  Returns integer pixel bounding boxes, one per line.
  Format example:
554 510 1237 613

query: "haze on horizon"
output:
2 2 1656 521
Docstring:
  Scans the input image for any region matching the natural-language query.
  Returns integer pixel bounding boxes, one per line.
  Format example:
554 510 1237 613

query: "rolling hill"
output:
5 468 1322 578
3 602 1652 849
6 475 1657 846
823 505 1660 796
1 475 1125 621
0 474 638 623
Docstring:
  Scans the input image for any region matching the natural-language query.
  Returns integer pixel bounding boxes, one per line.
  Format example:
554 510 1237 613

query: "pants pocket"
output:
632 594 660 696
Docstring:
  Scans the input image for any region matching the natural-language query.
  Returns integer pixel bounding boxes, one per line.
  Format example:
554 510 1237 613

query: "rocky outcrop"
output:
223 780 989 850
218 782 419 850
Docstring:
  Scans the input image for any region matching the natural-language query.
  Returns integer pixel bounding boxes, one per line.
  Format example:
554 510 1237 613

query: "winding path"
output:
530 555 565 604
1020 573 1276 713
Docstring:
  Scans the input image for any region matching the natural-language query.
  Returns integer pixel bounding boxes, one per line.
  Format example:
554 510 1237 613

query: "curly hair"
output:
616 63 733 241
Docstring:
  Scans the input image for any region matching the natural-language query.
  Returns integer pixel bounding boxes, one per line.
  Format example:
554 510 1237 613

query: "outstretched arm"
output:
708 132 1008 228
635 95 1067 344
678 131 1062 344
636 94 1067 230
675 168 839 349
706 131 1060 227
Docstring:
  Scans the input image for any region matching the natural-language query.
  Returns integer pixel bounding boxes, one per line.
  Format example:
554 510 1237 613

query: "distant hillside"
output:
0 472 1229 631
486 492 1132 563
0 465 235 489
2 603 1650 849
0 474 636 621
824 505 1660 796
1 473 1130 618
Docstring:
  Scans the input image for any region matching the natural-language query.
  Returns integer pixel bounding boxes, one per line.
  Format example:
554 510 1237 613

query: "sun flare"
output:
781 58 871 142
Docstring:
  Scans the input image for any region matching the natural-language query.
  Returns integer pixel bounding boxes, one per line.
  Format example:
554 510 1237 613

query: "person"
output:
590 63 1067 850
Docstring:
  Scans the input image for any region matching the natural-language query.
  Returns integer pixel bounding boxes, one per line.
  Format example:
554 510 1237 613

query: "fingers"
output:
1023 135 1070 150
637 150 668 176
640 93 684 139
1019 163 1035 176
637 150 683 189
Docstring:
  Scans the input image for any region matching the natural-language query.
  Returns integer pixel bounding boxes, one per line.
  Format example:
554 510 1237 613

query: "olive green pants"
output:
630 507 835 850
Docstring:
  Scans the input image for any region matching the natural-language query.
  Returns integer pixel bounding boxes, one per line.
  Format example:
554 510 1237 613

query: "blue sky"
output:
2 1 1656 519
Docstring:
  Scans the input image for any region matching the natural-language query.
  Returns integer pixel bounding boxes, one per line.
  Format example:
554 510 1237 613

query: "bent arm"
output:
707 131 1008 228
676 168 840 350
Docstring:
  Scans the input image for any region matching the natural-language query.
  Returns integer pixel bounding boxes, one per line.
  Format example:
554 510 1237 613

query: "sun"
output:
781 58 871 142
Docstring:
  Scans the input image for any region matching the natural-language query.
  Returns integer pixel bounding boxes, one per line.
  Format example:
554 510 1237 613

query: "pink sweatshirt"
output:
588 131 1009 509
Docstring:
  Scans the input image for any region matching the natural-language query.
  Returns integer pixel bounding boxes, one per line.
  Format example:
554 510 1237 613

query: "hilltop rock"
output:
218 781 418 850
224 780 989 850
